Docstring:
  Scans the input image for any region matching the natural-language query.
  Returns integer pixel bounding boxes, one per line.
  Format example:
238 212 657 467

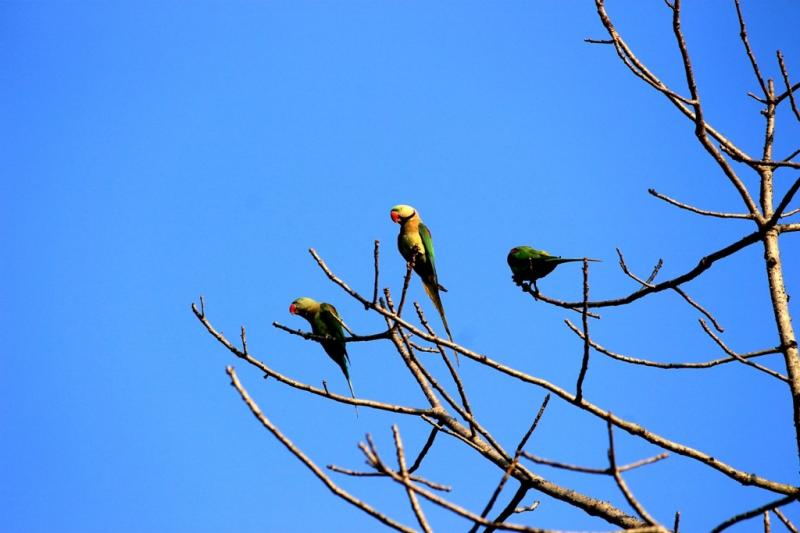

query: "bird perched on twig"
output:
507 246 599 292
289 297 357 410
390 204 453 343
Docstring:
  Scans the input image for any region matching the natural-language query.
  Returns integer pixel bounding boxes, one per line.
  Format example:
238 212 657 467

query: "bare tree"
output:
193 1 800 531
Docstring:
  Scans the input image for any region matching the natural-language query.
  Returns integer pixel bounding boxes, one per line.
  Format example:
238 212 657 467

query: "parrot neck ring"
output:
396 210 416 223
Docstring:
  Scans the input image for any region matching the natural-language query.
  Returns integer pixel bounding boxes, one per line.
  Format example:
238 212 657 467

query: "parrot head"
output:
289 296 318 317
390 204 417 224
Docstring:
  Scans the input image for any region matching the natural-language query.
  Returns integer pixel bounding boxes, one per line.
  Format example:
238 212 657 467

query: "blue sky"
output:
2 1 800 531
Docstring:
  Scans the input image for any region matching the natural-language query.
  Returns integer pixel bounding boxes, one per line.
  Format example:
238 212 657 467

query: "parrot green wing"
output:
318 303 346 344
419 223 436 269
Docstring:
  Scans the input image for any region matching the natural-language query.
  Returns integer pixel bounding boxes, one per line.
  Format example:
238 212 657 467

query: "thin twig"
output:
326 464 451 492
359 438 552 533
649 188 753 219
225 367 415 533
565 319 781 370
240 326 248 355
522 451 669 475
698 319 788 382
514 501 540 514
576 259 591 402
616 248 724 331
397 250 418 318
773 508 799 533
777 51 800 121
710 494 798 533
734 0 768 97
408 427 439 474
471 396 550 533
372 240 381 307
607 420 658 526
393 425 433 533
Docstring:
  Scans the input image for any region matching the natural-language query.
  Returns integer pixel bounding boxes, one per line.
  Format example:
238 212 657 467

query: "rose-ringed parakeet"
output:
289 297 356 403
507 246 599 291
390 204 453 342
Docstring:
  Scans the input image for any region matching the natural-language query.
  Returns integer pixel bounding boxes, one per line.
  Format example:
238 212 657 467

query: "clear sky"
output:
3 1 800 531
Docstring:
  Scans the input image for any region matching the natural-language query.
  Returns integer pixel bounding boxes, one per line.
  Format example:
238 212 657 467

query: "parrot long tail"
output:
423 281 458 365
341 360 358 418
555 257 601 264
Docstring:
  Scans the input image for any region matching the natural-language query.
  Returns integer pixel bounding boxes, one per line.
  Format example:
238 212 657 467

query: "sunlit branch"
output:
225 367 416 533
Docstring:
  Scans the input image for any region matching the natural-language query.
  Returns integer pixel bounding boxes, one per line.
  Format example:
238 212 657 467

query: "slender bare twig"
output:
397 250 418 318
709 494 798 533
372 240 380 307
764 511 771 533
607 420 658 526
698 319 788 382
240 325 248 355
415 303 470 418
487 485 533 533
522 452 669 475
471 395 550 533
550 229 765 309
193 302 432 416
408 427 439 474
326 464 451 492
565 320 781 370
777 51 800 121
306 252 799 495
773 508 799 533
393 425 433 533
225 366 416 533
409 341 440 353
359 437 553 533
649 188 753 219
273 322 390 343
674 511 681 533
576 259 591 402
616 248 724 332
733 0 768 97
514 501 540 514
522 283 601 318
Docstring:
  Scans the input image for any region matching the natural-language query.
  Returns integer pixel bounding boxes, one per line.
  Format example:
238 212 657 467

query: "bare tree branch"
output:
565 320 781 370
649 188 753 219
777 51 800 121
773 508 800 533
522 452 669 475
607 420 659 526
393 425 433 533
709 494 798 533
225 366 416 533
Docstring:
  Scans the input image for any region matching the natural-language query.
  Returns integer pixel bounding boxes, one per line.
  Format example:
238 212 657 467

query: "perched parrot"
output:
390 204 453 342
507 246 599 291
289 297 356 403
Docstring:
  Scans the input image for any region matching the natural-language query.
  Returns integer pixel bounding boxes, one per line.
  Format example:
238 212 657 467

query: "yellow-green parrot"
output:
507 246 599 291
289 297 356 401
390 204 453 341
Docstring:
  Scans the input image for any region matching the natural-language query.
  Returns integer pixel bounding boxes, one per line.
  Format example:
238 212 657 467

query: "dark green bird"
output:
289 297 356 401
390 204 453 342
507 246 599 291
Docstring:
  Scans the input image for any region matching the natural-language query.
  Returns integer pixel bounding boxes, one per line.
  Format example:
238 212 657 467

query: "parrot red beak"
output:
390 211 400 223
289 303 297 314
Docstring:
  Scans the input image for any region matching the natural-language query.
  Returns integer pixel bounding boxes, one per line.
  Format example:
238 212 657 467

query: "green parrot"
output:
390 204 453 342
507 246 599 291
289 297 356 402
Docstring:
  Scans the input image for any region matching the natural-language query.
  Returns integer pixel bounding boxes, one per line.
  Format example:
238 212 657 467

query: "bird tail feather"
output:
423 281 459 365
